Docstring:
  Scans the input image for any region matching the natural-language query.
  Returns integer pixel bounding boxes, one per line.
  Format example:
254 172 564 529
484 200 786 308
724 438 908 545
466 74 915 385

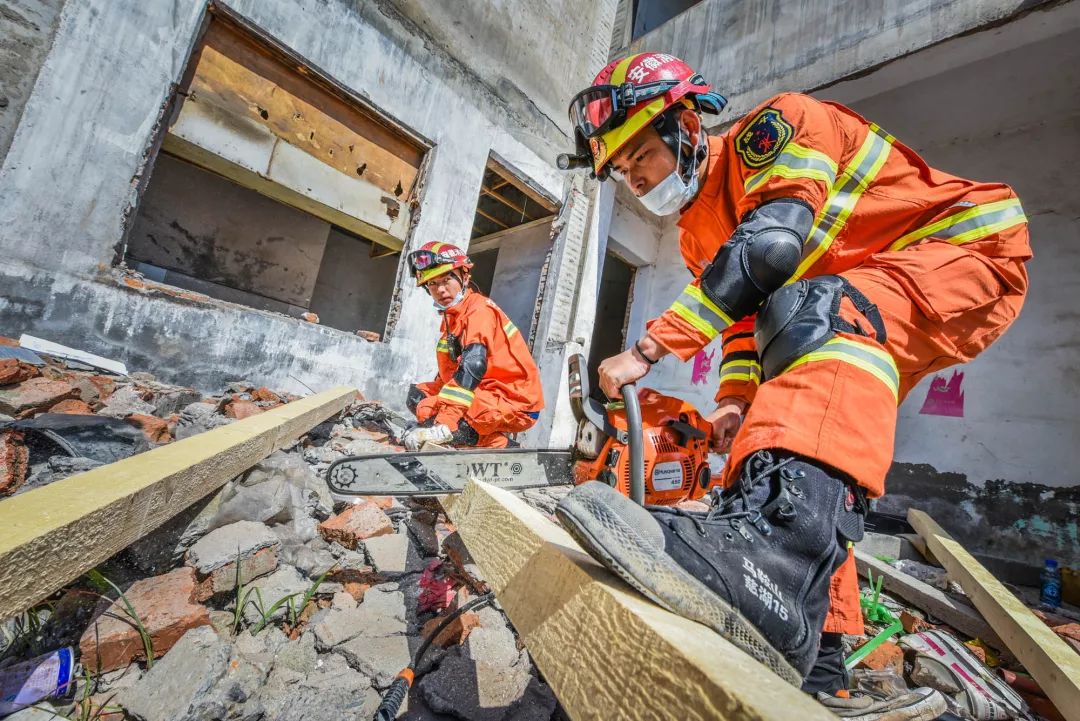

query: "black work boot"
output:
555 450 865 684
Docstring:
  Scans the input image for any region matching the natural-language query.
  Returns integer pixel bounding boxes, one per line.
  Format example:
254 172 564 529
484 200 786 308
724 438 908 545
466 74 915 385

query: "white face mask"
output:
637 123 703 217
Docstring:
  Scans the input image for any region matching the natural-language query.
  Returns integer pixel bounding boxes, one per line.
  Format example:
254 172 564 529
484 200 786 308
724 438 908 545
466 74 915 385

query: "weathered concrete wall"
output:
488 220 554 337
308 229 399 336
0 0 65 164
630 0 1057 125
127 154 332 307
618 5 1080 566
0 0 615 435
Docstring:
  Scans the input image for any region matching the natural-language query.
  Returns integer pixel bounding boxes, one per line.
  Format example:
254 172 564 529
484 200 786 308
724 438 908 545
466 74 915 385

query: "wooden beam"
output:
908 509 1080 720
854 550 1002 649
481 187 533 219
442 481 836 721
0 387 357 619
467 216 555 255
487 154 560 213
474 206 509 229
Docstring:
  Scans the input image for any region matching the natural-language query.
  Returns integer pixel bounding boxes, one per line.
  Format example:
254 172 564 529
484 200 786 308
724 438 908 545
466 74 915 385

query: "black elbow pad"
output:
405 384 425 413
452 343 488 390
698 198 814 321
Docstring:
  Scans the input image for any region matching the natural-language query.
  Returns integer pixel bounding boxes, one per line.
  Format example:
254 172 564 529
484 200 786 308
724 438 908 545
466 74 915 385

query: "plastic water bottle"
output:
1040 559 1062 610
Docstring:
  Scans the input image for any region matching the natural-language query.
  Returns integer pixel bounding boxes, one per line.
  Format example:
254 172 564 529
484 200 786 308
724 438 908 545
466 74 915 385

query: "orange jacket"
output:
416 290 544 428
646 92 1029 405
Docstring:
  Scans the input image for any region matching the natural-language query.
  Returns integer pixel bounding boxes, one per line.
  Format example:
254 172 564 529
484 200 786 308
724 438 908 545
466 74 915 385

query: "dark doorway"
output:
587 250 635 401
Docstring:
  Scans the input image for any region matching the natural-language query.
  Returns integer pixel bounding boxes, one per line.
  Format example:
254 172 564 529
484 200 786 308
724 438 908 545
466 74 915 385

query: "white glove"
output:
402 423 454 451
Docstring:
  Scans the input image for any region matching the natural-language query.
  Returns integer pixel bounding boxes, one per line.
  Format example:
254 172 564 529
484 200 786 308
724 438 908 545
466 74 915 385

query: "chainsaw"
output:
325 353 722 505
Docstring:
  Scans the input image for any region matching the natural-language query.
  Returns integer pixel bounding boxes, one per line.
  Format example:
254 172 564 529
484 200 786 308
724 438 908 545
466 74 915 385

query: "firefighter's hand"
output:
707 397 749 453
598 348 651 399
402 423 453 451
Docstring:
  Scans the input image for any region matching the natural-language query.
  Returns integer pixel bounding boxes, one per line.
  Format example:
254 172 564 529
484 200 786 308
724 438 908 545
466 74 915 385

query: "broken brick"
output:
125 413 172 444
900 610 935 635
0 336 17 347
225 399 263 420
368 496 397 510
318 500 394 549
49 398 95 415
79 567 210 673
854 639 904 676
355 331 380 342
301 312 320 323
0 358 40 386
421 610 481 649
0 429 29 495
342 581 372 603
0 377 77 415
1052 622 1080 643
251 387 282 404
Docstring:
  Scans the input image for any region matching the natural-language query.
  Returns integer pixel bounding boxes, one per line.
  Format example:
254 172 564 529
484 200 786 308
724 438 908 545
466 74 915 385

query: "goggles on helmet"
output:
407 249 460 274
568 79 682 139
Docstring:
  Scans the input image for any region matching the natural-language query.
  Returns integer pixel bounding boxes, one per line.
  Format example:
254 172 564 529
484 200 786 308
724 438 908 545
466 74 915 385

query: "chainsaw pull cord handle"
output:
621 383 645 506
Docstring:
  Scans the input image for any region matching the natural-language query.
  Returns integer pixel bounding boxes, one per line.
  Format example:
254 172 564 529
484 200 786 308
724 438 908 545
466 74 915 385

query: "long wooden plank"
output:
442 480 835 721
0 386 356 619
908 509 1080 720
854 549 1002 649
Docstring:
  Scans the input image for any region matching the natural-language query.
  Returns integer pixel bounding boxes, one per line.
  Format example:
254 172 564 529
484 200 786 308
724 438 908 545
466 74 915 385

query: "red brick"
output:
342 581 372 603
0 336 17 347
251 387 282 404
194 545 280 601
900 610 935 634
0 377 77 415
369 496 397 510
854 639 904 676
49 398 95 415
1053 622 1080 643
125 413 172 444
356 331 381 342
225 399 263 420
0 429 29 496
79 567 210 673
301 312 320 323
0 358 40 386
421 610 480 648
318 500 394 549
88 376 116 403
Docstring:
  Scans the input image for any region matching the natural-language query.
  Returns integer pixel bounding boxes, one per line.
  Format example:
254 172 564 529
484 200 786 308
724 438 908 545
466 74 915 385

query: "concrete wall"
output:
308 229 399 336
0 0 65 164
616 3 1080 566
630 0 1058 125
488 220 554 337
0 0 615 428
127 154 332 308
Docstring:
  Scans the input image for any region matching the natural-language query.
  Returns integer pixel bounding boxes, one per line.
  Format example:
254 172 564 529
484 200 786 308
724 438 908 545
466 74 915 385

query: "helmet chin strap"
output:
430 271 470 311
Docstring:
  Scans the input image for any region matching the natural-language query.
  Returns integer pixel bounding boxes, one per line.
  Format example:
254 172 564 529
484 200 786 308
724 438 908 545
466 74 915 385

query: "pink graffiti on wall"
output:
691 349 716 386
919 370 965 417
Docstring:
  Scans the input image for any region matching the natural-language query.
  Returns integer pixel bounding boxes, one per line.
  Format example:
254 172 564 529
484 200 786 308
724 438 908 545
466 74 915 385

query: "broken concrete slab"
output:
311 584 407 650
251 652 378 721
273 631 319 674
174 401 232 440
241 564 310 625
116 626 231 721
97 385 155 419
79 566 211 673
363 532 424 578
336 633 412 689
185 520 280 598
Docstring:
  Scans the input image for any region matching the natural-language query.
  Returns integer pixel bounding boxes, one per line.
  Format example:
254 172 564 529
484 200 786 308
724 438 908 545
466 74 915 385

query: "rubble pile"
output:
0 337 565 721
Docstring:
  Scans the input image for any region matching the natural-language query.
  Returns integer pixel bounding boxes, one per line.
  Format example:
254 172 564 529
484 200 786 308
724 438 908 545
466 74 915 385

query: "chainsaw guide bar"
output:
326 448 575 501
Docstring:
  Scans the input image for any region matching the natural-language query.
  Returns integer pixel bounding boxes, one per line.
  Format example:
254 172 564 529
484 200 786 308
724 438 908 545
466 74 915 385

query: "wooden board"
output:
854 549 1002 649
187 19 424 201
908 509 1080 721
0 387 356 619
442 480 836 721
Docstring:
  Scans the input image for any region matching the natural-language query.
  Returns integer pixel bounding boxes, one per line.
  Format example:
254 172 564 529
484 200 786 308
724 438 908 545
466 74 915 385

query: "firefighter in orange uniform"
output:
552 53 1030 706
401 241 544 451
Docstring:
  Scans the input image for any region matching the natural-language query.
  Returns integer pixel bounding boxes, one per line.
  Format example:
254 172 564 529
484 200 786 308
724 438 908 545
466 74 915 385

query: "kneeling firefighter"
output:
552 51 1031 709
401 241 544 451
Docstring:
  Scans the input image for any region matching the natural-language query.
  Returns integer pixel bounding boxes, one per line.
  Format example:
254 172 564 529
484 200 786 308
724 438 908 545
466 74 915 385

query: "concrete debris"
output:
79 567 211 673
363 531 425 578
318 499 395 549
186 520 281 598
241 564 311 625
0 358 41 386
97 384 156 418
174 401 233 440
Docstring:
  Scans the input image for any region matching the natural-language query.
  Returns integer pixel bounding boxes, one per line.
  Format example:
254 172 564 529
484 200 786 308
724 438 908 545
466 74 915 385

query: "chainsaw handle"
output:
621 383 645 506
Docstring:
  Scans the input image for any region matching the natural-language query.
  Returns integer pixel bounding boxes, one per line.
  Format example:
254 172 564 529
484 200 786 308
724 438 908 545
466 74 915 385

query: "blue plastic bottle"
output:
1040 559 1062 610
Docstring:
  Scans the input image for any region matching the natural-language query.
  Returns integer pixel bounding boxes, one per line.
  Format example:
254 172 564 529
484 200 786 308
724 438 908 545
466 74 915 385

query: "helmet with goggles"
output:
559 53 727 180
408 241 474 286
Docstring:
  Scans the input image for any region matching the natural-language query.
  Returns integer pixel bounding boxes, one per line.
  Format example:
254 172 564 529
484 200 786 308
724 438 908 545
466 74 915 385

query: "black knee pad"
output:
451 419 480 447
755 275 887 381
405 384 425 414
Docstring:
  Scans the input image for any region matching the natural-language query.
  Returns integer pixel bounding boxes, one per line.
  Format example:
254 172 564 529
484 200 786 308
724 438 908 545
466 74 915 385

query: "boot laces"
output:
654 451 798 537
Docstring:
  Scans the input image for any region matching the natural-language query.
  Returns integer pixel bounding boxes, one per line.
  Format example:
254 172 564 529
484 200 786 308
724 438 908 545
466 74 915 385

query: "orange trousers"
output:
415 386 538 449
728 237 1030 634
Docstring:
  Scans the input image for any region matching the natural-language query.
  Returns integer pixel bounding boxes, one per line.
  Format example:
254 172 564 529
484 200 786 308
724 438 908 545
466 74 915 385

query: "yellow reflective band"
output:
418 264 455 284
596 97 666 170
504 321 518 338
666 283 734 341
744 143 838 194
436 339 450 354
788 124 894 283
719 360 762 385
609 54 641 85
887 198 1027 252
670 302 720 339
438 384 475 407
783 337 899 402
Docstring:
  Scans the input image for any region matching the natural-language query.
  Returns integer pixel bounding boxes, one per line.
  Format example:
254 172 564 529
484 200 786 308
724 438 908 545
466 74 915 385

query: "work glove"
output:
402 423 454 451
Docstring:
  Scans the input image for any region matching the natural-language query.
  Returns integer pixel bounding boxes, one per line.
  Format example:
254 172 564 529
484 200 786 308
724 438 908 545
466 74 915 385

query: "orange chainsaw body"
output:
572 388 721 505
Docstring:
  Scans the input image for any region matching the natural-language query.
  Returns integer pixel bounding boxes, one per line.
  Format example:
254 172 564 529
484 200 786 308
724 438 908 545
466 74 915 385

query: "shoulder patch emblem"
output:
735 107 793 169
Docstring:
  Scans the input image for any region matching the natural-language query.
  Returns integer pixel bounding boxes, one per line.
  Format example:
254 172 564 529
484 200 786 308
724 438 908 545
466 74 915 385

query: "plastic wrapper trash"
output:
0 647 75 716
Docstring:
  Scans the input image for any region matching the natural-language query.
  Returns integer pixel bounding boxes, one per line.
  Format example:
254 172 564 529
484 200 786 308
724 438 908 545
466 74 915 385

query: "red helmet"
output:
408 241 473 286
564 53 726 178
